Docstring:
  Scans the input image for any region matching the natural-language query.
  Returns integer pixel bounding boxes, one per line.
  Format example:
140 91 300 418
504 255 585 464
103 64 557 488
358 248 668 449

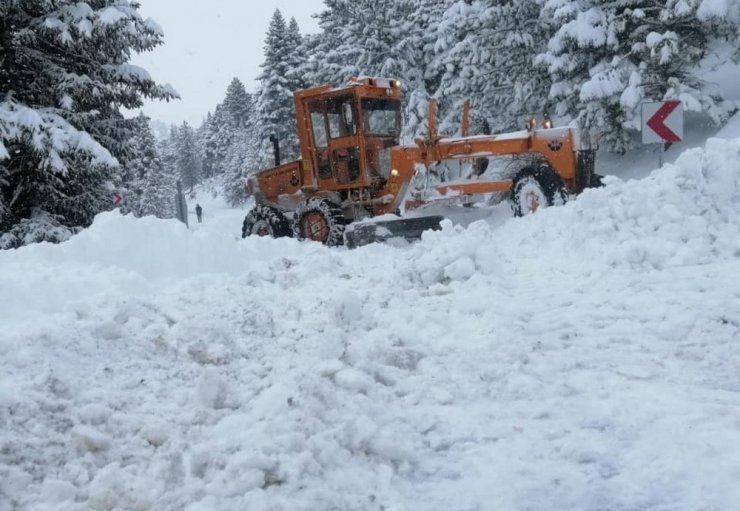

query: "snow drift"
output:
1 132 740 510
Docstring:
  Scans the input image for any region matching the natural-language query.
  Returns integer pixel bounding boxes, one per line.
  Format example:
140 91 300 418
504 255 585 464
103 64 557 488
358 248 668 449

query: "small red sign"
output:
114 193 122 205
644 100 682 143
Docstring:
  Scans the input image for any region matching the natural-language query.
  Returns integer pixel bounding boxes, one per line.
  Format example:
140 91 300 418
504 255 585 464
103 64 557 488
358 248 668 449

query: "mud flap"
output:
343 215 444 249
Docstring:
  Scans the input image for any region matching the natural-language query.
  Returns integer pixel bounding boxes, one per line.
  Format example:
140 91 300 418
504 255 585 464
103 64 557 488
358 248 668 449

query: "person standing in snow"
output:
195 203 203 223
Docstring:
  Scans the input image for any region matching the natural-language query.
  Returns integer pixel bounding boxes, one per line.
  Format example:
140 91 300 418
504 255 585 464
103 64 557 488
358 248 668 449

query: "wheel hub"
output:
525 190 540 212
253 220 270 236
303 212 329 242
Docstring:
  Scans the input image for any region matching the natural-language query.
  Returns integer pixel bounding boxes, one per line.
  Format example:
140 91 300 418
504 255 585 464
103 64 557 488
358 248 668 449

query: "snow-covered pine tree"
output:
126 113 175 218
401 0 450 140
285 18 310 92
159 125 179 185
308 0 352 86
310 0 429 141
195 117 211 180
0 0 176 246
176 122 202 191
635 0 739 128
313 0 418 83
120 112 151 215
434 0 552 134
223 78 253 130
293 32 324 90
201 78 256 177
255 10 303 166
537 0 738 153
202 105 230 176
222 125 259 207
220 79 261 205
199 112 215 179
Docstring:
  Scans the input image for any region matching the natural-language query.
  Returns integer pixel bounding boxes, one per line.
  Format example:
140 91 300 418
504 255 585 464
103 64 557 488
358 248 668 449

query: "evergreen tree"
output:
294 32 323 88
176 122 202 191
434 0 551 134
202 105 230 176
255 10 305 165
199 112 217 179
404 0 451 139
220 81 260 205
203 79 255 176
285 17 310 92
0 0 176 245
312 0 417 83
222 78 253 129
195 116 210 182
537 0 738 153
126 113 175 218
222 127 259 206
159 125 179 186
310 0 431 141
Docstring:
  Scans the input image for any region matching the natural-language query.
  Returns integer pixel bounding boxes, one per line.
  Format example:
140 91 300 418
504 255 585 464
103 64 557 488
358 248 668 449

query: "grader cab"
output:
243 77 600 247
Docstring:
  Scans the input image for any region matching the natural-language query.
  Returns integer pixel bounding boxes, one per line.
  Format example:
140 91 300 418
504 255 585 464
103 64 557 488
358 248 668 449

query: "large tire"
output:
510 166 568 217
294 197 346 246
242 204 293 239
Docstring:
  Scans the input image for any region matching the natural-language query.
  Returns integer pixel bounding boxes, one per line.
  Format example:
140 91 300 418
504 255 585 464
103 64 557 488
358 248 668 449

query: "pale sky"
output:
131 0 325 127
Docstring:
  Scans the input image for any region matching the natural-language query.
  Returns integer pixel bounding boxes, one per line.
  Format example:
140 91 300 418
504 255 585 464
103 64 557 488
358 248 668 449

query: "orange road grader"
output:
242 77 601 248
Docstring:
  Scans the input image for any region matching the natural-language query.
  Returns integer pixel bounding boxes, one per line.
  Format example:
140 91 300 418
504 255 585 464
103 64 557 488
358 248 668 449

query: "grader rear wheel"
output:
242 204 293 239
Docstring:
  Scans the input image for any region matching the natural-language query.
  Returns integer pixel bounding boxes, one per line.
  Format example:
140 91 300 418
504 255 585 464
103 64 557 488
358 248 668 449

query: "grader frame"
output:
243 77 598 247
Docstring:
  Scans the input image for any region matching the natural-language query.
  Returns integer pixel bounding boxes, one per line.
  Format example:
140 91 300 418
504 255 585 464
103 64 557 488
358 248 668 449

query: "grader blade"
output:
343 215 444 249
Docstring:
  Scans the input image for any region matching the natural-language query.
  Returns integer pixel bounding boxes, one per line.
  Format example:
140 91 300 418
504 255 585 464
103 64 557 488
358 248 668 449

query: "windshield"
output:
361 98 400 136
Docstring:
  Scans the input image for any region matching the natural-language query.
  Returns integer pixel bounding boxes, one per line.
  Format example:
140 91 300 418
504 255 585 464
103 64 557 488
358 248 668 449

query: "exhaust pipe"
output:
269 134 281 166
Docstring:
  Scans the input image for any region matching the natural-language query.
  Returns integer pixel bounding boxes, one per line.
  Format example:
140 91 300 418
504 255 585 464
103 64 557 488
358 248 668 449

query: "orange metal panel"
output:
432 137 532 161
257 160 303 199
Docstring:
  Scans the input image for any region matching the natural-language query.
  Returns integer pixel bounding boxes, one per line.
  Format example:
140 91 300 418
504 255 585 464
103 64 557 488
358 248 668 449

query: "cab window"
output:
327 97 356 138
308 102 331 179
361 98 400 136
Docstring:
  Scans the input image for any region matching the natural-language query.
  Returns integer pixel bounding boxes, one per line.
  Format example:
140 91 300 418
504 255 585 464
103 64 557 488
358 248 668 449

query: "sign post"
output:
175 180 189 228
641 100 683 168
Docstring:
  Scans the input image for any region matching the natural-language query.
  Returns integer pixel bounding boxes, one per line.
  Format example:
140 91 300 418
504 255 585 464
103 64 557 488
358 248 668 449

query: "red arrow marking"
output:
646 100 681 142
114 193 122 205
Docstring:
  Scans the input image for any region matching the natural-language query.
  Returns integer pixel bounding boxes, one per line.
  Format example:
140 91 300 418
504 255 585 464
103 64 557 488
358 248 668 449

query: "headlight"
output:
392 80 401 88
390 169 400 177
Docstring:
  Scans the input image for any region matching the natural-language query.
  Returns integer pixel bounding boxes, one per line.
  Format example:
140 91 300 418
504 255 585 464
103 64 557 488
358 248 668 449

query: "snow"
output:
580 65 627 102
97 7 128 26
645 31 664 49
108 64 153 82
2 132 740 510
552 8 608 51
697 0 730 20
0 100 117 172
144 18 164 37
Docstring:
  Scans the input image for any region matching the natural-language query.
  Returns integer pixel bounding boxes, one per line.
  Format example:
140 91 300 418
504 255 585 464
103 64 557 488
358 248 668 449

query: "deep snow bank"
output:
406 135 740 279
1 134 740 511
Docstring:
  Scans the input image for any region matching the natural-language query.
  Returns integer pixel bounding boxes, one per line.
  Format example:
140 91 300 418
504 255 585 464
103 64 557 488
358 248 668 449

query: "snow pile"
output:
400 135 740 290
1 135 740 510
497 136 740 270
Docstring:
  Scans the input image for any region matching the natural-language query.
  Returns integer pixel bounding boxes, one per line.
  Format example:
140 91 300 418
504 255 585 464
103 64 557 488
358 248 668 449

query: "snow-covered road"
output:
2 128 740 510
